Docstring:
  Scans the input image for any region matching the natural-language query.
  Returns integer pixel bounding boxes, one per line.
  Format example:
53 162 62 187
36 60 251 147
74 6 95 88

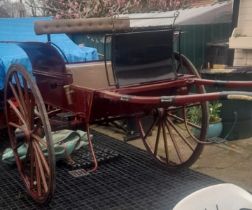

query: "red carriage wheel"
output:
4 64 55 203
137 53 209 168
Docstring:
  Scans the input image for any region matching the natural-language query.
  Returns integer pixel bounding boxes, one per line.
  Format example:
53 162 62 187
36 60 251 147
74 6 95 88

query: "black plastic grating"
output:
61 144 120 172
0 131 222 210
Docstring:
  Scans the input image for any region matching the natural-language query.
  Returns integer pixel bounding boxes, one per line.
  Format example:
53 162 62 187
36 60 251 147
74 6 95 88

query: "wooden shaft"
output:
193 78 252 88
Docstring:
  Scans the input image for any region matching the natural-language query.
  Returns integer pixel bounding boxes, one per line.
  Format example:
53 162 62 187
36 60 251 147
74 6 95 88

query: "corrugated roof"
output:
122 1 232 27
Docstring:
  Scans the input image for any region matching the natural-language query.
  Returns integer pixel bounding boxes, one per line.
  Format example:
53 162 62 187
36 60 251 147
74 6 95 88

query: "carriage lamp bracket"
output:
64 85 74 105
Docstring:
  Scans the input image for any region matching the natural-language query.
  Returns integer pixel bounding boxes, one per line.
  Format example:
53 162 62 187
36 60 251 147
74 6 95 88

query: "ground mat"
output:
0 131 222 210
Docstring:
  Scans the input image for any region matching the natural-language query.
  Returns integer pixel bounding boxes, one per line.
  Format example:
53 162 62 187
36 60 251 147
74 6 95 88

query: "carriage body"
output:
16 24 179 122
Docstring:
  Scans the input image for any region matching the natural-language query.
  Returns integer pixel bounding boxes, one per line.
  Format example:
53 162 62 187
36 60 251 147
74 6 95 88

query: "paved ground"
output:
191 138 252 191
93 124 252 192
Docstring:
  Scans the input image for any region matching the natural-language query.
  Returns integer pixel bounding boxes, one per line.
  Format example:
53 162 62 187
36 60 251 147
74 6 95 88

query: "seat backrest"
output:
111 29 176 87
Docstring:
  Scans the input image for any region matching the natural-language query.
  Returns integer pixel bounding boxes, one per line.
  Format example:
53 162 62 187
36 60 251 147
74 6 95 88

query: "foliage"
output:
2 0 227 18
209 101 222 123
187 101 222 125
187 105 201 125
25 0 191 19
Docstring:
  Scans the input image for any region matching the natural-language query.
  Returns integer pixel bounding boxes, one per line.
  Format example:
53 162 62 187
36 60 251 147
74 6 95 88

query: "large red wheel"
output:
137 53 209 168
4 64 55 203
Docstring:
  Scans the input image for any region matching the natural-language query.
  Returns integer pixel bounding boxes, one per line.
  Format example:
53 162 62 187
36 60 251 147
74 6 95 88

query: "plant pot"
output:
193 121 223 139
206 121 223 139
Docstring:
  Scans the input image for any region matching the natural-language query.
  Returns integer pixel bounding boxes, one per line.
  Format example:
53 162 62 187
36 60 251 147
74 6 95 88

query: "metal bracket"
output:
120 95 131 102
160 96 173 103
64 85 74 105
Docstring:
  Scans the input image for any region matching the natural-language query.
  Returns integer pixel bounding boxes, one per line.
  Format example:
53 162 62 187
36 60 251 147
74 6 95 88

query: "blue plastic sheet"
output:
0 17 98 90
0 43 32 89
0 59 4 89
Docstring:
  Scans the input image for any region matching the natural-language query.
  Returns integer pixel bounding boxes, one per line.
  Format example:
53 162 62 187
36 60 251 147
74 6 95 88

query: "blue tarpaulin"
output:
0 17 98 90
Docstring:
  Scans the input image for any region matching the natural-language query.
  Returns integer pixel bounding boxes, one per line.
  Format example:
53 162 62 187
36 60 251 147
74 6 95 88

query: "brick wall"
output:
234 49 252 66
233 0 252 66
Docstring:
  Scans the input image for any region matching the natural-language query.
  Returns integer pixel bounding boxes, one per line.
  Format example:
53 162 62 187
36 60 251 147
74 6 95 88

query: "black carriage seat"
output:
33 18 175 89
111 29 176 87
34 17 130 89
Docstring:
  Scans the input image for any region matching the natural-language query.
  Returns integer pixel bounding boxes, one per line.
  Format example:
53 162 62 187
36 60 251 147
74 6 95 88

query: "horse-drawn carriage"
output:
1 16 252 204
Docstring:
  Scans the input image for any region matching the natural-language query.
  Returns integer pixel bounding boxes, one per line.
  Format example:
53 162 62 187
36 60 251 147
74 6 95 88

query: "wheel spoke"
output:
31 133 47 148
166 118 194 151
23 78 29 106
33 140 50 176
33 142 48 193
9 82 26 118
26 141 35 191
28 97 35 130
153 119 161 157
164 120 183 163
7 99 27 126
22 77 33 130
167 113 201 129
8 121 23 130
143 115 158 141
32 120 43 136
13 73 28 117
34 144 42 196
161 121 169 164
167 103 201 112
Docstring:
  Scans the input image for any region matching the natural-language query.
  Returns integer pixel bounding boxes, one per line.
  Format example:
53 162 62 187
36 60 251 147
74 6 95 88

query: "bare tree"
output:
25 0 191 19
0 0 9 17
25 0 37 16
0 7 9 17
0 0 26 17
25 0 49 16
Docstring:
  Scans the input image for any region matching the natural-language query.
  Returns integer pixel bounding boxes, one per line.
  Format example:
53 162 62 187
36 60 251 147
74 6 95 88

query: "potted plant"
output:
187 101 223 139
